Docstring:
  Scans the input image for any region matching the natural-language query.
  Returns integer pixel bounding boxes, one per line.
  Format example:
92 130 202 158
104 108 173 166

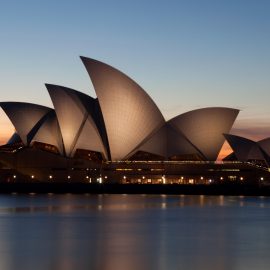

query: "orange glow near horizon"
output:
217 141 233 161
0 109 14 145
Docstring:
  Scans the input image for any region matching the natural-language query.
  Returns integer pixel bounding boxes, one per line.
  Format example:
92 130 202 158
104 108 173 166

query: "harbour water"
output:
0 194 269 270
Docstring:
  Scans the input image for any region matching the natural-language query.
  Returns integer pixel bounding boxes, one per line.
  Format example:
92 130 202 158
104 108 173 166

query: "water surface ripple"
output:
0 194 269 270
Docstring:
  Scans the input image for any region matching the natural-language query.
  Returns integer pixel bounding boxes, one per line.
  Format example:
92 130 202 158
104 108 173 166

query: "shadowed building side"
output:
167 125 204 160
128 124 168 160
130 123 203 160
258 138 270 157
72 91 111 160
31 111 64 155
81 56 165 161
224 134 270 166
7 132 22 145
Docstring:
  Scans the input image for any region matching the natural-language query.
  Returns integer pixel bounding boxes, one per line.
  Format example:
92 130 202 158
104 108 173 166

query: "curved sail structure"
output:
133 124 202 159
168 107 239 161
46 84 107 158
224 134 267 162
31 111 64 154
0 102 52 145
0 57 241 163
258 138 270 156
81 57 165 160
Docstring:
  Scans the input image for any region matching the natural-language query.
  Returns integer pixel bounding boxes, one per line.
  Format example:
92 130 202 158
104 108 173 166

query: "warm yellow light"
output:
31 175 34 179
98 177 102 184
13 175 16 179
68 175 71 179
49 175 53 179
162 175 166 184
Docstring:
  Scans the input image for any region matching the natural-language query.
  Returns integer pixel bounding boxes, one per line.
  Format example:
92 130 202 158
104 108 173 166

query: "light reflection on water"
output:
0 194 270 270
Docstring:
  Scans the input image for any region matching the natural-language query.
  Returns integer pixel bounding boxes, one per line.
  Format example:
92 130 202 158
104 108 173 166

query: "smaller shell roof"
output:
258 138 270 156
168 107 239 161
46 84 108 158
224 134 268 162
0 102 53 145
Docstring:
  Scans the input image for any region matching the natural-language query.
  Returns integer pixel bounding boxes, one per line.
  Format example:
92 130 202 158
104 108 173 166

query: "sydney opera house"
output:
0 57 269 184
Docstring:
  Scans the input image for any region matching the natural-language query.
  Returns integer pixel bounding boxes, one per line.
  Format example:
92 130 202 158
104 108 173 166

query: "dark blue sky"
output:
1 0 270 145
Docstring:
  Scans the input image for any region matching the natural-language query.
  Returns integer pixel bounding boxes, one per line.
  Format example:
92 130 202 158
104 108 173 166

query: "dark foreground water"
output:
0 194 270 270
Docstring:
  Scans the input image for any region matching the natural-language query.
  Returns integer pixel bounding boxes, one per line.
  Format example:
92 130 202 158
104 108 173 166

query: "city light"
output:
162 175 166 184
97 177 102 184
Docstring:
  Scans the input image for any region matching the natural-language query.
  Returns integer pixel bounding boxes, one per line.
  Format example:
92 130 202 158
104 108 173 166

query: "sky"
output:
0 0 270 158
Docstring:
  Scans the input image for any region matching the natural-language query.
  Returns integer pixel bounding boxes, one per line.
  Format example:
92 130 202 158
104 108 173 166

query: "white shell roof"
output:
168 107 239 161
0 102 52 145
46 84 107 158
81 57 165 161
